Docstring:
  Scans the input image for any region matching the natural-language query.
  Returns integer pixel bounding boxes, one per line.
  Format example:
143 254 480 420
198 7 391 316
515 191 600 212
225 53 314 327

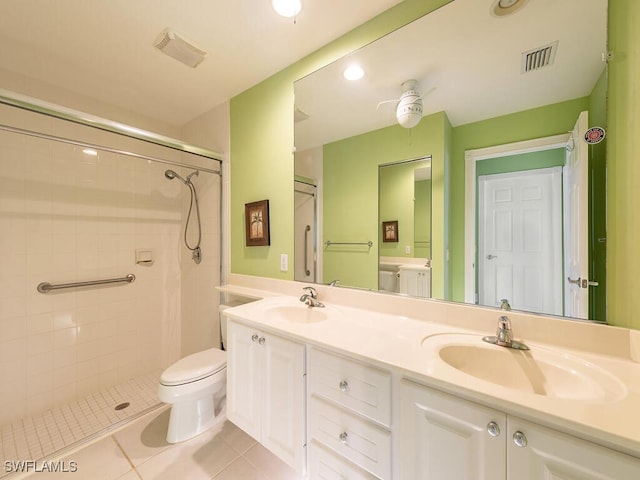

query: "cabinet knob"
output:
251 334 259 343
339 380 349 392
487 421 501 437
339 432 348 444
513 431 528 448
258 336 266 345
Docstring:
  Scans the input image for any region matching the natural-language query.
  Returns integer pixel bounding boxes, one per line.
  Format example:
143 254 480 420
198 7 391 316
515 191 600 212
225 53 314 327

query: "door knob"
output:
487 254 497 260
513 431 528 448
487 421 501 437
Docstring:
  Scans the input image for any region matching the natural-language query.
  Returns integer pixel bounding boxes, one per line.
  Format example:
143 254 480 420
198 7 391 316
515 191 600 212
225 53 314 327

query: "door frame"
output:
464 134 570 303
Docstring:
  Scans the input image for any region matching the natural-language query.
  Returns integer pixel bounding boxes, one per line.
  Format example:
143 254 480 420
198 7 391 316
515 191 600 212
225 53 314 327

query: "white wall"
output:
179 102 228 355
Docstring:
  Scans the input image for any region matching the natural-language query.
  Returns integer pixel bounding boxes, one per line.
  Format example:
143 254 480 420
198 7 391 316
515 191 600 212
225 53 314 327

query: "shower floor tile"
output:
0 371 162 478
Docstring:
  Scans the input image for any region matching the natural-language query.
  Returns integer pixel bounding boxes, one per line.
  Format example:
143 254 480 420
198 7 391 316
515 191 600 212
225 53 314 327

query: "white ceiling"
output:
294 0 608 150
0 0 403 127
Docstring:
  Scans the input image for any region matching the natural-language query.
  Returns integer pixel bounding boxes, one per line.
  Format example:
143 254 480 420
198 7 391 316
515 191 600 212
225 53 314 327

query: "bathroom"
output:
1 0 640 478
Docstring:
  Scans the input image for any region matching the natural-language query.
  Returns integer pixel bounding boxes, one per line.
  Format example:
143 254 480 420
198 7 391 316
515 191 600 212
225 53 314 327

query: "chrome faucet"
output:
483 315 529 350
299 286 325 308
500 298 511 311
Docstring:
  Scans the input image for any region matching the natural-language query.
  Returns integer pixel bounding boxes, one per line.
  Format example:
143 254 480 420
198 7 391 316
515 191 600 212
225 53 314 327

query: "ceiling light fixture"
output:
154 29 207 68
272 0 301 18
491 0 529 17
343 65 364 81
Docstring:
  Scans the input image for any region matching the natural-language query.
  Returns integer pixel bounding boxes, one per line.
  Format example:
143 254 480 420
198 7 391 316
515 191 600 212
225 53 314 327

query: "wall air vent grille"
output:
521 41 559 73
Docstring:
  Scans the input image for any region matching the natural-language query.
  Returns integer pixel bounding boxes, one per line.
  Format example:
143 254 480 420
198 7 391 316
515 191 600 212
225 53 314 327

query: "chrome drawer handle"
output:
513 431 528 448
258 336 266 345
339 380 349 392
251 334 259 342
487 421 500 437
339 432 348 444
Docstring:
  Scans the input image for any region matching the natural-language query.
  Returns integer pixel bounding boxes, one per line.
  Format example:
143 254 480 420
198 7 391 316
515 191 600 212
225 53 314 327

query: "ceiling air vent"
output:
521 41 558 73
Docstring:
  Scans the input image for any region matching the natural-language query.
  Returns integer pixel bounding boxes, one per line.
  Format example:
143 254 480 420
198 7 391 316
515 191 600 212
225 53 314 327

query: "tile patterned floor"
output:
8 406 304 480
0 372 162 477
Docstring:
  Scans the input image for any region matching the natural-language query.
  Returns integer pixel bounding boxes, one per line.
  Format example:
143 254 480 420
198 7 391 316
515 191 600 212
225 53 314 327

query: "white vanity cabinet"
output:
400 379 640 479
226 318 306 474
308 347 392 479
507 418 640 479
399 378 506 479
398 265 431 298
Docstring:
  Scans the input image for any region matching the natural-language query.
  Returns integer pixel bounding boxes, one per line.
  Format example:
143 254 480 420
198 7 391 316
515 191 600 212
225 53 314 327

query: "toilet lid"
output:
161 348 227 386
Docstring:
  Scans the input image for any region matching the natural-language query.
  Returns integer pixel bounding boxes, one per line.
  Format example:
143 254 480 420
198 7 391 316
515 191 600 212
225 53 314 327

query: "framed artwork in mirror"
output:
382 220 398 242
245 199 270 246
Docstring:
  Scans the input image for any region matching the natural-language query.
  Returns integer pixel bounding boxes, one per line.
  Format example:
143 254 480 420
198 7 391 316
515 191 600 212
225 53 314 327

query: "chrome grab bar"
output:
304 225 311 276
325 240 373 247
37 274 136 293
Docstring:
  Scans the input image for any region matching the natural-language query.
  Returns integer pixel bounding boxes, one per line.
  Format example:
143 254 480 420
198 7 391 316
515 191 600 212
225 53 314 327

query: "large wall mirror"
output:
293 0 608 322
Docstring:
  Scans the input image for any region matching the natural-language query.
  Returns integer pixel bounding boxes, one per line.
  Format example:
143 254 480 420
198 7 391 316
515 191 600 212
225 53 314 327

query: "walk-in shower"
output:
0 92 222 475
165 169 203 264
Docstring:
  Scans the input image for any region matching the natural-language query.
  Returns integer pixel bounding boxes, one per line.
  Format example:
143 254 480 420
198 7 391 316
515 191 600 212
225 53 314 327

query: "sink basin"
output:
422 334 626 402
264 304 329 324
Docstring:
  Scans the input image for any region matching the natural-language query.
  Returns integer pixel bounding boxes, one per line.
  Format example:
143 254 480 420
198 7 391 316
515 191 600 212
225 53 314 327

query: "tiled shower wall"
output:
0 104 221 425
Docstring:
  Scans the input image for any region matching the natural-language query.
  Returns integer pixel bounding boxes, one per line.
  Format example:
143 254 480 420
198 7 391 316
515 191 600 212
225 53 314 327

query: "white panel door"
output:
399 379 506 480
507 417 640 479
226 320 261 440
261 333 307 474
563 111 590 318
478 168 563 315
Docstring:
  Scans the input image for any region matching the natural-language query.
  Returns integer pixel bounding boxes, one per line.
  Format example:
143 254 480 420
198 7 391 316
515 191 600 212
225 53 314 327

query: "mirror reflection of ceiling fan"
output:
376 79 436 128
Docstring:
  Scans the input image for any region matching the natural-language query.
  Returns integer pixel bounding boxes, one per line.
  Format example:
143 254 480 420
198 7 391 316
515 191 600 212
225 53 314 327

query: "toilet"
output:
158 306 231 443
158 348 227 443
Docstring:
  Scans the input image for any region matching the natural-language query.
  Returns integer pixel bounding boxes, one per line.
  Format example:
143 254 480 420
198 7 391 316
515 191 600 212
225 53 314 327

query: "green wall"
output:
323 112 450 296
414 179 432 258
230 0 640 329
607 0 640 329
229 0 451 280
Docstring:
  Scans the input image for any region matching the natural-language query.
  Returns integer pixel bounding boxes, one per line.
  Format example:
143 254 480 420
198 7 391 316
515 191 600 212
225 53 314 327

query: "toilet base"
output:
166 393 226 443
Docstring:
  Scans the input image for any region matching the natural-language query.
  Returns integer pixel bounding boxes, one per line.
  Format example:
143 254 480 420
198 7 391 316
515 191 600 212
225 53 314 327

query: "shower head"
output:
164 169 188 184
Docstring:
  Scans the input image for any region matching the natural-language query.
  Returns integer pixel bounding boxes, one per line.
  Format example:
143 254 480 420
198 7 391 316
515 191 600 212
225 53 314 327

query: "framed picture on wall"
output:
382 220 398 242
245 199 270 246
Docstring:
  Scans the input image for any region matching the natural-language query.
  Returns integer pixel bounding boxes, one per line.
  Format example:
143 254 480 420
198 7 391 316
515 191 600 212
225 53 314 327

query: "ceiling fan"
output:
377 79 435 129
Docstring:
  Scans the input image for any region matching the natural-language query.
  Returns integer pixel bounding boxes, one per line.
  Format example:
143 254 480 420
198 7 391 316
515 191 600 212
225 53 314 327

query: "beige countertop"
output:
220 282 640 459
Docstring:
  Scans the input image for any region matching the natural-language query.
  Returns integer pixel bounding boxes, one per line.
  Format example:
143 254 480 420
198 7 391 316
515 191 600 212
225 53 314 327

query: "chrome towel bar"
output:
324 240 373 247
37 274 136 293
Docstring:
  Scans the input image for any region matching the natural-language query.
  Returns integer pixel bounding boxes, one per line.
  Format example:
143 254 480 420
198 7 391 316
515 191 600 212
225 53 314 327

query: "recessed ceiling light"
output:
82 149 98 156
272 0 301 18
343 65 364 81
491 0 529 17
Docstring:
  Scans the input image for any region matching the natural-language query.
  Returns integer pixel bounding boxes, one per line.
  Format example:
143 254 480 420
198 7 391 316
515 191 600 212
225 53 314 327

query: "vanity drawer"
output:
309 440 380 480
309 347 391 426
309 397 391 480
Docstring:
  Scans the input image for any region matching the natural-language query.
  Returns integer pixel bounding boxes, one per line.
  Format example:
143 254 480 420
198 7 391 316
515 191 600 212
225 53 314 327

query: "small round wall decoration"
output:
584 126 606 144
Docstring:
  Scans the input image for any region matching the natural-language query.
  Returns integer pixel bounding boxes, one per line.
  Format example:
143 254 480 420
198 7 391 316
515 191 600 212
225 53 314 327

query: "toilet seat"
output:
160 348 227 386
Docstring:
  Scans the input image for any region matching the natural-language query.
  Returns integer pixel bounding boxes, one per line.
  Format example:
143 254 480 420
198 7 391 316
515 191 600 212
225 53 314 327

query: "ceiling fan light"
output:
272 0 301 18
396 80 423 128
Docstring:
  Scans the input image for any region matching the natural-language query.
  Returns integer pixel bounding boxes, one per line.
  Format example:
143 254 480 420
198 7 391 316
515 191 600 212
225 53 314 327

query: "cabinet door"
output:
226 320 261 440
399 379 506 480
261 332 306 474
507 417 640 479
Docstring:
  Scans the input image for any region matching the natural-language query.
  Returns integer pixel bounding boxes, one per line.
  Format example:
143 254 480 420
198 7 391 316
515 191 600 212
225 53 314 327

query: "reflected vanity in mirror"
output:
293 0 607 322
